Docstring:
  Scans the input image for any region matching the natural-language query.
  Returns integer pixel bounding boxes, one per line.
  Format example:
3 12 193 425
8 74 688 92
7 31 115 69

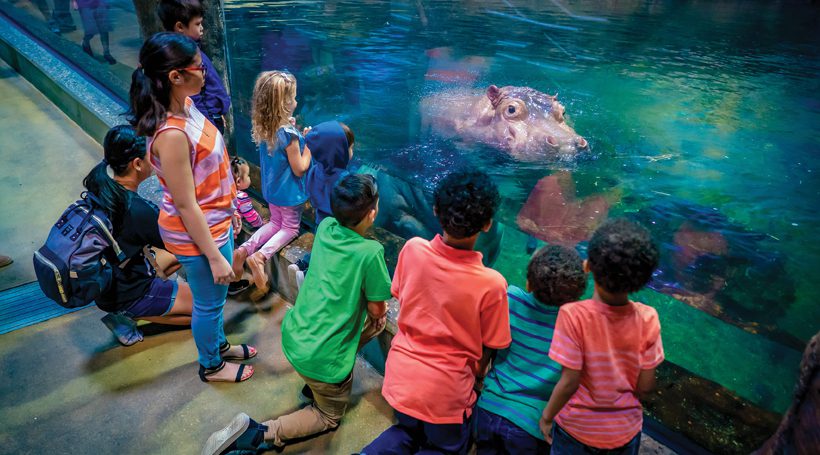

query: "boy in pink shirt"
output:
363 170 511 455
540 218 664 454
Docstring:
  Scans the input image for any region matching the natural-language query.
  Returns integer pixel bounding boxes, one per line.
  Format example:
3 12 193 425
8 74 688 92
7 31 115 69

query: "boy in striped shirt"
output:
475 245 587 454
540 219 664 454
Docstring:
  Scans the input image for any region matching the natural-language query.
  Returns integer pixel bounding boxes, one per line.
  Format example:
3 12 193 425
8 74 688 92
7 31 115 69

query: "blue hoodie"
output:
304 121 350 225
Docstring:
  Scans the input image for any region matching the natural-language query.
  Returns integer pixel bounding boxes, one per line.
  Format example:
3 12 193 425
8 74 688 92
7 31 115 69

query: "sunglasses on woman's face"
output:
178 65 207 76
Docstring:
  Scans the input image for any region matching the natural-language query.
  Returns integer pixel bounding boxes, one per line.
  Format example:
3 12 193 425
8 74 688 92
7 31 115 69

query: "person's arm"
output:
367 300 387 319
636 367 657 400
475 346 497 392
539 367 581 443
285 137 312 177
154 129 234 284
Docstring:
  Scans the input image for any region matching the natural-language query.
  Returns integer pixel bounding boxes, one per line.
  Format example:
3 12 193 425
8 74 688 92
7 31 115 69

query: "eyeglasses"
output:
178 65 207 76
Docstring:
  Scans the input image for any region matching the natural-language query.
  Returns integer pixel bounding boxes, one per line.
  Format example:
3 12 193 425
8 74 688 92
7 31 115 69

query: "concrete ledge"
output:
0 12 125 141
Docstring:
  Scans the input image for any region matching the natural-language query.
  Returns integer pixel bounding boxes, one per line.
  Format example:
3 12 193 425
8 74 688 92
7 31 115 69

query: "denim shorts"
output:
121 278 178 318
474 407 549 454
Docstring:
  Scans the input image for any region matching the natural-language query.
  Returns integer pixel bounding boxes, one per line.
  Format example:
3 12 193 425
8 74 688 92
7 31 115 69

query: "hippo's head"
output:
475 85 589 159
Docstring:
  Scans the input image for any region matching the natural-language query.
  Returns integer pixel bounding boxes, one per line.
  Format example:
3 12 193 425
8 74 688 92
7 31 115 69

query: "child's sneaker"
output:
101 312 143 346
287 264 305 293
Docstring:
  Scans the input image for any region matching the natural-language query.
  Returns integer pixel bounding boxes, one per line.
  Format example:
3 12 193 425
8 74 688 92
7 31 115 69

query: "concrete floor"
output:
0 59 102 292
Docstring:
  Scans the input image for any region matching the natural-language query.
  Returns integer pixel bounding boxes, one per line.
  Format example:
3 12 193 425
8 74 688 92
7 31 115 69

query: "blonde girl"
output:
232 71 312 300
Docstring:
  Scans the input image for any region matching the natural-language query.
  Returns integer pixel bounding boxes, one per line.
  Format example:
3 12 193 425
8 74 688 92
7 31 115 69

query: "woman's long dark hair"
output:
128 32 198 136
83 125 147 232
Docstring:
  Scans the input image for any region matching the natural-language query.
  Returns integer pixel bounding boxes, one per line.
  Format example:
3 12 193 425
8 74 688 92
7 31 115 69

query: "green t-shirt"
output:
281 217 392 383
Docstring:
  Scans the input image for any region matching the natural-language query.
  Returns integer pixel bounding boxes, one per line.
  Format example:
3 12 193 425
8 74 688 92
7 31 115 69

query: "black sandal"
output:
220 342 258 361
199 361 254 383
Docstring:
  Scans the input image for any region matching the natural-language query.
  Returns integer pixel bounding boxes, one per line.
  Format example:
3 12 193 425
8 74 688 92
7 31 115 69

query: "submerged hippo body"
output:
420 85 589 160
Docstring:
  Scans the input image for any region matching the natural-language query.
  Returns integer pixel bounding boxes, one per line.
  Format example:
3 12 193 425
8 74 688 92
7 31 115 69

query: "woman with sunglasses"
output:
129 32 256 383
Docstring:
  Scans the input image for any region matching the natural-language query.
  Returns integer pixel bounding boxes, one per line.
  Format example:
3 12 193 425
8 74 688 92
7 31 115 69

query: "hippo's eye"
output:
507 105 516 114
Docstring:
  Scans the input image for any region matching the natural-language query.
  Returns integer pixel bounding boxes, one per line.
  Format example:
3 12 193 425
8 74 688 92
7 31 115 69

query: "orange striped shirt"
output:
549 299 664 449
149 98 236 256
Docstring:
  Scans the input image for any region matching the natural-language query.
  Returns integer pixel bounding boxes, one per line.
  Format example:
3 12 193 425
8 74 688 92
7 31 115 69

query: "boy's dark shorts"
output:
79 6 110 35
121 278 179 318
474 407 549 454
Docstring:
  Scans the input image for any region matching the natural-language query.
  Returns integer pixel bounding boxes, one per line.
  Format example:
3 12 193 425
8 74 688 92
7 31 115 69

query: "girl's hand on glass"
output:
209 254 235 285
302 126 312 136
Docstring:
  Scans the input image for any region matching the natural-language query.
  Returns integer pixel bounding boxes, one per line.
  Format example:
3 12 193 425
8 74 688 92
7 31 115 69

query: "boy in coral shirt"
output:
541 219 664 454
362 170 511 455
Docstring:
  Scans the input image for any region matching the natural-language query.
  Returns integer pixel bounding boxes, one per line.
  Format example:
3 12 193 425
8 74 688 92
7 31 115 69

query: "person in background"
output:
77 0 116 64
304 121 355 226
540 219 663 455
475 245 587 454
158 0 231 134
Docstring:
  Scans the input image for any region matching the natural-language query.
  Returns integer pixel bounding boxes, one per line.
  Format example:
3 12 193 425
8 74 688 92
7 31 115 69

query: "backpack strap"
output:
77 193 126 264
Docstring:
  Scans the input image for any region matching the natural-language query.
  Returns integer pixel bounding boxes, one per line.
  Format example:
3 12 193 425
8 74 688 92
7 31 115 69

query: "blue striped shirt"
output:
477 286 562 440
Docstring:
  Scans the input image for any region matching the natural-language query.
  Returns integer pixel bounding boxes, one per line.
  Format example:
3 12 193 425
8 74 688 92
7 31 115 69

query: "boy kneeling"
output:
203 174 392 454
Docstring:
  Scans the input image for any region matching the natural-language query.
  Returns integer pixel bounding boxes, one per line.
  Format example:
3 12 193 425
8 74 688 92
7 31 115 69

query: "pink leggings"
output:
239 203 302 260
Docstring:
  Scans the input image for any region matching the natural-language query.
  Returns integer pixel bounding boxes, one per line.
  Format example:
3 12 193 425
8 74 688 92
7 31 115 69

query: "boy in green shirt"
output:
203 174 392 454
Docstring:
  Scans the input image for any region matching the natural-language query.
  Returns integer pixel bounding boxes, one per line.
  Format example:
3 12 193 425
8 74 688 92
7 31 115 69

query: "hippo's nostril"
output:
546 136 558 147
577 137 588 149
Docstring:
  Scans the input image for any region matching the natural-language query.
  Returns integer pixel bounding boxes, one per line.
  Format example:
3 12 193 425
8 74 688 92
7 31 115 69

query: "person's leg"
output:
497 412 549 454
51 0 75 30
96 7 115 64
238 208 282 288
549 424 588 455
262 372 353 447
361 411 422 455
178 239 253 382
255 204 302 260
417 412 471 455
610 431 641 455
138 280 193 325
473 408 501 455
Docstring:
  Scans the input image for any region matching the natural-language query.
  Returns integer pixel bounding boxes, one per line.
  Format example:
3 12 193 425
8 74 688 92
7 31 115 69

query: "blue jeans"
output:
176 237 233 369
550 424 640 455
362 410 471 455
474 408 549 454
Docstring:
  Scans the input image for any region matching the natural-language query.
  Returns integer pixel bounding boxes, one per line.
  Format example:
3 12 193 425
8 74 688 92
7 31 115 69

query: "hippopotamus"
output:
420 85 589 160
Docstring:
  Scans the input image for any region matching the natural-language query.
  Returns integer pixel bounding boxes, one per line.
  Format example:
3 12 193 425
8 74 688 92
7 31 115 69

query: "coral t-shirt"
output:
382 235 511 424
549 298 664 449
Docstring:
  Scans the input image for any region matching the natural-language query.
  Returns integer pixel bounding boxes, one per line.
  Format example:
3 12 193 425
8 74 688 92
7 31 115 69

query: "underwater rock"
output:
420 85 589 161
628 198 801 349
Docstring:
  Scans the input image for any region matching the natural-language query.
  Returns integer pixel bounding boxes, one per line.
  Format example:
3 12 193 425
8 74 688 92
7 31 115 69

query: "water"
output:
222 0 820 416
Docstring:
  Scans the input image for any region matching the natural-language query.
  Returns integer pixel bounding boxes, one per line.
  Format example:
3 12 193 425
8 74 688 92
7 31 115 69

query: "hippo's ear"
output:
486 85 501 102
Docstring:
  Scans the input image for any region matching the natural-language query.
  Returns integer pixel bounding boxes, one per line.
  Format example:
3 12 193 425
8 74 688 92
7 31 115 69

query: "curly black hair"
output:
587 218 659 294
527 245 586 306
433 170 500 239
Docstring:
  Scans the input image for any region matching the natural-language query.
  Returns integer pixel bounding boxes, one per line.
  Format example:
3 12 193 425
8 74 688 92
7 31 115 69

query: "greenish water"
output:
223 0 820 415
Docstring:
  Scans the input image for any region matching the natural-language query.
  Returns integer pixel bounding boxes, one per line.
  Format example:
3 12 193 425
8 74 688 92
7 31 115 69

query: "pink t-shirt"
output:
382 235 511 424
549 298 664 449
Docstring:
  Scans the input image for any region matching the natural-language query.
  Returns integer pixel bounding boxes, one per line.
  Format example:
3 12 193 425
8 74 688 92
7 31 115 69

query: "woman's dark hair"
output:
157 0 205 32
340 122 355 147
434 170 500 239
527 245 586 306
83 125 147 231
587 218 659 294
331 174 378 228
129 32 198 136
